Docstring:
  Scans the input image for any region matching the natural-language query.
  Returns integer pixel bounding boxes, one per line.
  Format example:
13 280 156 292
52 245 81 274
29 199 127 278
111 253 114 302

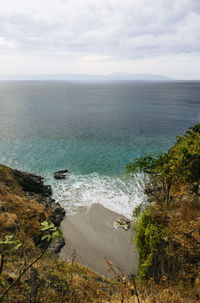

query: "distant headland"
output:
0 72 173 81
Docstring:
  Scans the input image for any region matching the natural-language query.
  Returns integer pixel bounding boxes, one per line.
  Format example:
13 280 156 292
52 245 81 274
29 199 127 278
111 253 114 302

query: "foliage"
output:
185 123 200 135
135 210 163 279
132 202 146 219
129 123 200 287
126 152 172 203
40 220 63 242
126 153 160 175
0 234 21 251
0 222 63 302
126 123 200 203
168 125 200 189
0 235 22 276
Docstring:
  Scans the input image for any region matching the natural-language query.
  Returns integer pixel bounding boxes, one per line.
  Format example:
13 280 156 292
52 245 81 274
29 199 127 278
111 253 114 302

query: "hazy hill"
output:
0 72 173 81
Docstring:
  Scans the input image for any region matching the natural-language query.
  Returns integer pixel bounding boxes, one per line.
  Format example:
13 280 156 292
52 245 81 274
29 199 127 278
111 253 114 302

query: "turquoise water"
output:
0 81 199 216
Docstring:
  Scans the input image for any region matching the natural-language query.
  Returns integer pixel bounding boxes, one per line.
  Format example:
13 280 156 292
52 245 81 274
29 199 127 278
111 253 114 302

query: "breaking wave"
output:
47 173 147 219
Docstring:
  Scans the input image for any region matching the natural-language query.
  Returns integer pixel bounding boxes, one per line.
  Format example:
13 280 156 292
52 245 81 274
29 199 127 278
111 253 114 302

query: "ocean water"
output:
0 80 199 217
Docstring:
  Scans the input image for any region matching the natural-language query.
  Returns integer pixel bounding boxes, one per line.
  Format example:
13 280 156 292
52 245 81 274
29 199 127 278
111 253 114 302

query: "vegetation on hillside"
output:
0 164 136 302
0 123 199 302
126 123 200 302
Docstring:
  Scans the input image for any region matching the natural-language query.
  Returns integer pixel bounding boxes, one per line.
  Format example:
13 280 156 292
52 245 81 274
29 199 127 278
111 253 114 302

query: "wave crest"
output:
47 173 147 219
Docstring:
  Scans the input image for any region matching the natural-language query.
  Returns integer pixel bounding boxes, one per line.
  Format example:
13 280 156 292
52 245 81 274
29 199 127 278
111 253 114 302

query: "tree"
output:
126 152 172 204
167 124 200 195
126 123 200 204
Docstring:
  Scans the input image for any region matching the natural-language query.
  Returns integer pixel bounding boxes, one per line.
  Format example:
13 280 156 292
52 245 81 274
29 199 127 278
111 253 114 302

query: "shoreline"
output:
60 203 139 278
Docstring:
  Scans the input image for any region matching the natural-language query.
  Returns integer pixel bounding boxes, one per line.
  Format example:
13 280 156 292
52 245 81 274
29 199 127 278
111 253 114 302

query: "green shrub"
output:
135 210 163 278
126 123 200 203
132 202 146 219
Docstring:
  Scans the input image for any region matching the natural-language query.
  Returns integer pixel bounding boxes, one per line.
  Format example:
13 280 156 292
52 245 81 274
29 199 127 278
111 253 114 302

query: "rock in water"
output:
54 169 69 179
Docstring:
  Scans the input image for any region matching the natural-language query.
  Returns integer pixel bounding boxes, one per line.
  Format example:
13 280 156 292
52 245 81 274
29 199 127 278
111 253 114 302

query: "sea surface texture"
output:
0 81 199 217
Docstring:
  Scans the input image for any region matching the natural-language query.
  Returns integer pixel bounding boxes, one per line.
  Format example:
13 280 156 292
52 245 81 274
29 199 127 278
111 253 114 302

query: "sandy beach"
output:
60 203 139 278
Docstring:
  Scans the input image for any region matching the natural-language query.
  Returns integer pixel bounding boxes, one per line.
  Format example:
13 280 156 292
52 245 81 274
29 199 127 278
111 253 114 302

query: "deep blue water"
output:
0 81 199 216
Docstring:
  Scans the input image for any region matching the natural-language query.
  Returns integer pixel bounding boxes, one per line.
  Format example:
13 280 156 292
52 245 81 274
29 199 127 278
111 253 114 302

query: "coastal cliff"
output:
0 123 200 302
126 123 200 302
0 165 119 302
0 165 65 246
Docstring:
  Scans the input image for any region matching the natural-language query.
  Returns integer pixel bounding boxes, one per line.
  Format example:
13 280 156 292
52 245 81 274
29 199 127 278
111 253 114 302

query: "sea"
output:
0 80 199 218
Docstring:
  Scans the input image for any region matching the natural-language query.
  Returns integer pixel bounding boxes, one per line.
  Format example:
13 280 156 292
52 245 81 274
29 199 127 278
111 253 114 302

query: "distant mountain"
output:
0 73 173 81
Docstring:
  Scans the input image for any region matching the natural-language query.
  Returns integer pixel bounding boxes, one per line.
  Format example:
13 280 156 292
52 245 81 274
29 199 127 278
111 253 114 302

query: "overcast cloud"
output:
0 0 200 79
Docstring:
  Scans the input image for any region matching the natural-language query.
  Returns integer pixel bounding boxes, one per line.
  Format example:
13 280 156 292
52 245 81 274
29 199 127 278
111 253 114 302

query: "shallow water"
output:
0 80 199 216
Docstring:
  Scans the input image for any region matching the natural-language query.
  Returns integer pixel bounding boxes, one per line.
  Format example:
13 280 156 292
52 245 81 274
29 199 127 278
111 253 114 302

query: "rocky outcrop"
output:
13 169 65 227
13 169 52 196
49 237 65 253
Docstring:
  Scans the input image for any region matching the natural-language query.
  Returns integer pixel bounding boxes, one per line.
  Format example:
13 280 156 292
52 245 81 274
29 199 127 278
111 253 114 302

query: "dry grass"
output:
0 164 53 245
0 164 120 302
137 182 200 302
0 164 200 302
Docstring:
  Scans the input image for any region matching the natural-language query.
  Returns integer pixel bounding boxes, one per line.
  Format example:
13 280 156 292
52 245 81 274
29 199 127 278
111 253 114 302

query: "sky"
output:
0 0 200 79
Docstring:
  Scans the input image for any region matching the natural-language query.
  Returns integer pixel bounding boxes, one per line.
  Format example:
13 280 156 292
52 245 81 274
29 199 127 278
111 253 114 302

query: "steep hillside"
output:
0 165 120 302
0 123 199 302
127 123 200 302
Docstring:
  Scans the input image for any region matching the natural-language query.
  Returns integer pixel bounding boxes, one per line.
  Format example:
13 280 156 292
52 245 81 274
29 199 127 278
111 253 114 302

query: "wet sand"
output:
60 203 139 278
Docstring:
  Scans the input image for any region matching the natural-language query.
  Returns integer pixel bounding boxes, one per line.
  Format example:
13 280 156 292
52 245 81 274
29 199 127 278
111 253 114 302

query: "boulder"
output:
54 169 69 180
113 217 131 231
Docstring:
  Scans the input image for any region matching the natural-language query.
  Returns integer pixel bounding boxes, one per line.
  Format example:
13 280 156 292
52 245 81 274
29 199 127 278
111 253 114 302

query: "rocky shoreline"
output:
0 164 121 302
0 165 66 252
13 168 66 228
10 168 139 275
1 164 139 276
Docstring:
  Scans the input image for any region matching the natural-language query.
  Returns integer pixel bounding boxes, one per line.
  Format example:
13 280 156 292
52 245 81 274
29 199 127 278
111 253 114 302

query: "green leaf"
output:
51 230 63 240
41 234 49 241
40 221 55 231
14 243 22 250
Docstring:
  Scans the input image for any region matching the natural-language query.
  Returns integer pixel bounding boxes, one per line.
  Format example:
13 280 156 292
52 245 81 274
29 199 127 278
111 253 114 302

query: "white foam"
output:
47 173 147 219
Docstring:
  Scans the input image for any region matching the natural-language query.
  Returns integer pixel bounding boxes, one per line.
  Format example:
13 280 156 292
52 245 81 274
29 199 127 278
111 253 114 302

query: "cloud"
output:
0 0 199 78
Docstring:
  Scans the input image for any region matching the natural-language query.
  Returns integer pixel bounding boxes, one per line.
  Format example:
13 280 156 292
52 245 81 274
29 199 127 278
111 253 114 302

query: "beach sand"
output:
60 203 139 278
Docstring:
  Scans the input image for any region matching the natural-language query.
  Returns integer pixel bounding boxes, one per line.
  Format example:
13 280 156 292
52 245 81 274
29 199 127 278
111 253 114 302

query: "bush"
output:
135 210 163 279
126 123 200 203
